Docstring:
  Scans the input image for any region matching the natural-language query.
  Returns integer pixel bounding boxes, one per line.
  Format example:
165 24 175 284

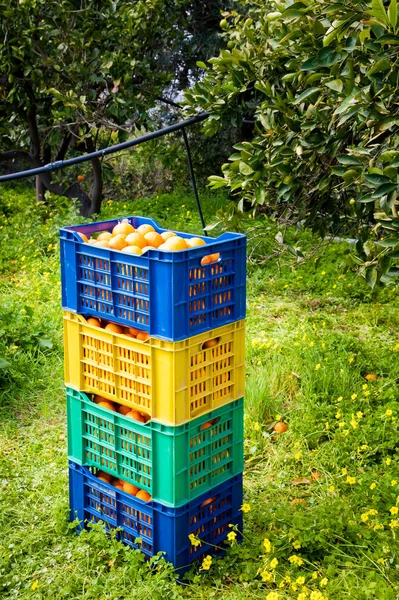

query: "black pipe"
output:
182 128 207 235
0 112 209 183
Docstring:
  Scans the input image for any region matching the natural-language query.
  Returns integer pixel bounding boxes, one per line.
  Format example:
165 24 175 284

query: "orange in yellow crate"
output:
63 312 245 426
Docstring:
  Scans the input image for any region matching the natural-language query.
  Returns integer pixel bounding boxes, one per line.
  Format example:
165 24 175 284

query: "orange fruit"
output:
93 395 108 404
108 234 127 251
98 476 111 483
144 232 163 248
77 175 85 182
98 400 116 412
163 236 188 251
112 220 135 236
157 243 169 251
97 231 113 242
161 231 177 241
201 421 212 431
95 240 110 248
113 479 124 490
201 253 220 265
118 405 132 416
203 338 218 349
123 481 139 495
200 496 216 508
121 245 143 255
128 327 140 337
141 413 151 423
87 239 97 245
104 322 124 334
187 237 206 248
87 317 102 328
126 410 146 422
78 233 88 243
273 421 288 433
136 224 155 236
136 331 149 341
136 489 151 502
200 254 213 265
97 471 113 483
125 232 146 249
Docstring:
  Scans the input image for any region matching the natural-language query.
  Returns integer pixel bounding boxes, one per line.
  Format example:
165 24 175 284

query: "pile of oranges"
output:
96 470 152 502
78 219 220 264
86 317 150 342
92 394 150 422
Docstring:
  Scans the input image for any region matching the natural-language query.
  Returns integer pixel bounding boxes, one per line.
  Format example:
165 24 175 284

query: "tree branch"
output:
0 150 32 162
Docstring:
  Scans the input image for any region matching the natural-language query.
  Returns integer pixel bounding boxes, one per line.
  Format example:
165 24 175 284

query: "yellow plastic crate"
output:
63 312 245 426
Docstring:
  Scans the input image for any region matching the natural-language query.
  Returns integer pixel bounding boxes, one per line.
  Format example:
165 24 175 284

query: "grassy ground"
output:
0 186 399 600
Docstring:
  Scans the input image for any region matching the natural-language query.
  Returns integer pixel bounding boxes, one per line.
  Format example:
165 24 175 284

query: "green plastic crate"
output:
66 388 244 507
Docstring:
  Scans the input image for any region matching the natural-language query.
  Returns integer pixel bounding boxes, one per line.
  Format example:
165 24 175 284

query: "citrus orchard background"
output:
1 187 399 599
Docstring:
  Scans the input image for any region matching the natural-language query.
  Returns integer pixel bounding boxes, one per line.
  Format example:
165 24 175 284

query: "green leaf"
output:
375 33 399 43
301 57 320 71
337 155 363 165
377 236 399 247
359 194 375 203
208 176 228 189
365 174 392 185
239 162 254 175
366 58 391 77
388 0 398 27
372 183 397 197
366 267 378 288
371 0 388 24
39 338 53 349
0 357 10 369
325 78 343 92
292 87 320 105
196 61 207 69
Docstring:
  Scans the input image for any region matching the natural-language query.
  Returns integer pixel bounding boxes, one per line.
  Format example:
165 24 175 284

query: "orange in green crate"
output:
67 388 244 507
63 312 245 426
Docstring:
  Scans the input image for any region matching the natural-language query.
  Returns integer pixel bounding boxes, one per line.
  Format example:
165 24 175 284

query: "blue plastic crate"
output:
60 216 246 341
69 461 243 571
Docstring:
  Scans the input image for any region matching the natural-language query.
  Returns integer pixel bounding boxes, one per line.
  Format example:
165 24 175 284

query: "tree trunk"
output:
88 158 103 216
36 175 46 203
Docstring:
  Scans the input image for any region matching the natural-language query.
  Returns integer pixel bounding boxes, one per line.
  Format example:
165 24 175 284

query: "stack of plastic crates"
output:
60 216 246 572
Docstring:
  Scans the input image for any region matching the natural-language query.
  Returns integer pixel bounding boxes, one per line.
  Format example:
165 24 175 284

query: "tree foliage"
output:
184 0 399 286
0 0 229 216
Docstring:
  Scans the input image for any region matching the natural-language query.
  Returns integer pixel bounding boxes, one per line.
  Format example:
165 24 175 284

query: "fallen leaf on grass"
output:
292 477 312 485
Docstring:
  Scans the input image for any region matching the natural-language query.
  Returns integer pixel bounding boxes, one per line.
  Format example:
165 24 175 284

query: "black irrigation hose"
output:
0 112 209 183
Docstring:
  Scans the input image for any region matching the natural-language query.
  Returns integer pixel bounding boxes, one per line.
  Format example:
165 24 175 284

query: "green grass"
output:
1 186 399 599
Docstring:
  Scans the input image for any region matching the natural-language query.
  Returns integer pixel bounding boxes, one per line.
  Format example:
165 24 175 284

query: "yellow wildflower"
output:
370 482 376 490
240 503 250 513
389 506 398 515
263 538 272 553
270 558 278 569
261 571 273 582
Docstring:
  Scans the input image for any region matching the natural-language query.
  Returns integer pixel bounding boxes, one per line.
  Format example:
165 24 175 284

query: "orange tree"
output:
0 0 230 216
184 0 399 286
